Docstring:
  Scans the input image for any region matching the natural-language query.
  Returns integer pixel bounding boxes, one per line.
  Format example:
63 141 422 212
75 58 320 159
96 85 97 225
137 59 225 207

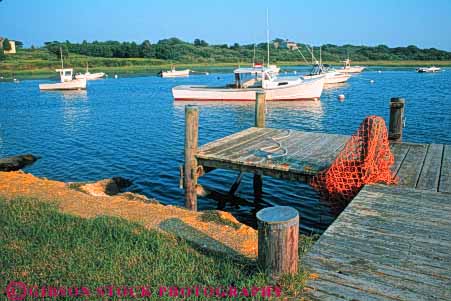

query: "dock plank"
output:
439 145 451 193
396 144 428 188
389 143 410 175
417 144 444 191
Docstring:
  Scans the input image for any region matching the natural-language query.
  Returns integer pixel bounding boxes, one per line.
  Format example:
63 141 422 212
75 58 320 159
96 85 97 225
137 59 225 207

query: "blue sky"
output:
1 0 451 50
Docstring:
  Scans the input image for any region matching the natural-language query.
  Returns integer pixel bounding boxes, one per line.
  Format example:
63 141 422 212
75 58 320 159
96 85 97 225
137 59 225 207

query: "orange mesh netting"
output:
310 116 398 203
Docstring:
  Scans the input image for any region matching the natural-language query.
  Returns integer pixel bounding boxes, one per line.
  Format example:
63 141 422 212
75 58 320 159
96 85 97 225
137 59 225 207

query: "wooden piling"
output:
257 206 299 279
388 97 405 143
184 105 199 211
255 91 266 128
254 92 266 199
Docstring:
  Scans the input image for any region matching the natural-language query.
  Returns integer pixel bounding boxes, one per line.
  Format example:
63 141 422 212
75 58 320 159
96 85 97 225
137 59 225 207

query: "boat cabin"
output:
232 67 270 89
55 68 74 83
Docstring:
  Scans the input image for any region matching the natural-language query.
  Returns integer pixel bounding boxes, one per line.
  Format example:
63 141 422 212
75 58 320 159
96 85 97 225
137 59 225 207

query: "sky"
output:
1 0 451 50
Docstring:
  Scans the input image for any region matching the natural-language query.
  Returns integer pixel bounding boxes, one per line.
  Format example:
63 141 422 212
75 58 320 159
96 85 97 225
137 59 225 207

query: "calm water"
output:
1 67 450 233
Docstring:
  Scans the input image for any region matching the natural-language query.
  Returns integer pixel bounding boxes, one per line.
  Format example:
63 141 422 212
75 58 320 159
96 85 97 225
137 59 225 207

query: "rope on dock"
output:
246 130 292 163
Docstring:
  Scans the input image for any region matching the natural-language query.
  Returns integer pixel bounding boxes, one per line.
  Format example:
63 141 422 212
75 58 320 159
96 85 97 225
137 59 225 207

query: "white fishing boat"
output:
304 64 351 84
416 66 441 73
337 59 365 73
159 66 190 78
172 67 324 101
75 63 105 80
39 68 86 91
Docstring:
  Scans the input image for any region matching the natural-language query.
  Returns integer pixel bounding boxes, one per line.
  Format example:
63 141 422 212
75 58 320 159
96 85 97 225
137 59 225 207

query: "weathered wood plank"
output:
439 144 451 193
396 144 428 188
390 143 410 175
198 127 263 155
305 185 451 300
417 144 444 191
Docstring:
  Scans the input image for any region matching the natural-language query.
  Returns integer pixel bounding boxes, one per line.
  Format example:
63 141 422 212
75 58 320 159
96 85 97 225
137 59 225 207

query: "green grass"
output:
0 197 315 299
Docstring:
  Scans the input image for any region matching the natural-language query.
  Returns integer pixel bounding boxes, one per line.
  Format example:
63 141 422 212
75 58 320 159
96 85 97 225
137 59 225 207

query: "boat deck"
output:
196 127 451 300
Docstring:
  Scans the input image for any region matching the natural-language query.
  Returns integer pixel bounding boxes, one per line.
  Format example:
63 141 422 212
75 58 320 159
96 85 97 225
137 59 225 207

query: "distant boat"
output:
337 59 365 73
304 64 351 84
39 68 87 91
75 63 105 80
39 48 86 91
416 66 441 73
159 66 190 78
172 67 324 101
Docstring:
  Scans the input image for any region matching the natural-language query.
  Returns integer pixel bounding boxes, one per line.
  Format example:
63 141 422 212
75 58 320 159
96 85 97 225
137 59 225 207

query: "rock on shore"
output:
0 154 40 171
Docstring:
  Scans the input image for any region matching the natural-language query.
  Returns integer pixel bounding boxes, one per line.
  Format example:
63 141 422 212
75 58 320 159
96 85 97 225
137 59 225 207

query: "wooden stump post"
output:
184 105 199 211
254 91 266 200
255 91 266 128
257 206 299 279
388 97 405 143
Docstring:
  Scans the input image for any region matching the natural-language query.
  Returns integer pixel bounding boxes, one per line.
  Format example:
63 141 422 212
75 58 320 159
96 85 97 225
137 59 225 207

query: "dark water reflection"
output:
1 67 450 234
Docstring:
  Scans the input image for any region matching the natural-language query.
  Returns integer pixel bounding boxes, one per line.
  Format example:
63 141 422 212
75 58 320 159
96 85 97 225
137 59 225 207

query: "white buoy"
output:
205 72 209 75
370 80 375 83
338 94 345 100
378 70 382 73
114 74 118 79
293 71 297 74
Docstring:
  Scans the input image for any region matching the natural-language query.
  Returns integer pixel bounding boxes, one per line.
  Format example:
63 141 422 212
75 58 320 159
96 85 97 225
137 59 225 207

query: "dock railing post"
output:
255 91 266 128
254 91 266 200
388 97 405 143
257 206 299 279
184 105 199 211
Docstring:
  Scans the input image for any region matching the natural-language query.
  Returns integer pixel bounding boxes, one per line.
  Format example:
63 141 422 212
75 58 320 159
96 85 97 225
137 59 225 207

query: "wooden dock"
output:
182 96 450 299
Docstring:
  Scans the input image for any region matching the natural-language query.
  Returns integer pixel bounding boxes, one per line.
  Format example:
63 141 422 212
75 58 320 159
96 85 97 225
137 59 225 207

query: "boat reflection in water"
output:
47 89 89 101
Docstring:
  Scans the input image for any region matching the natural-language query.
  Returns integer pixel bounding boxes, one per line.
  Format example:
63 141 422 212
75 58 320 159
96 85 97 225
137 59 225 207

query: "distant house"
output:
273 39 298 51
0 37 16 54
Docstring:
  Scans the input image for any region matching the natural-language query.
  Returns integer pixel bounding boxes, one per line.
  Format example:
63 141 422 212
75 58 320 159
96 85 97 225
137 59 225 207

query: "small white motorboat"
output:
75 63 105 80
39 68 86 91
416 66 441 73
172 67 324 101
337 59 365 73
159 66 190 78
303 64 351 84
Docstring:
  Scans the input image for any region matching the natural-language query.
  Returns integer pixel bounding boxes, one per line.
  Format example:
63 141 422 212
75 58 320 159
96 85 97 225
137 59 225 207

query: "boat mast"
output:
266 8 270 67
60 46 64 69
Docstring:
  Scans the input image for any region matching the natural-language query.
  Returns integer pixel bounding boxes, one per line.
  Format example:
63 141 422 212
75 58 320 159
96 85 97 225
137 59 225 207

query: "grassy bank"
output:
0 197 315 299
2 49 450 80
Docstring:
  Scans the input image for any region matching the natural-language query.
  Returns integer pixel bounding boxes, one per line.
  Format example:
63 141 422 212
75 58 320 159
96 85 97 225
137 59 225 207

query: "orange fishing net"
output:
310 116 398 203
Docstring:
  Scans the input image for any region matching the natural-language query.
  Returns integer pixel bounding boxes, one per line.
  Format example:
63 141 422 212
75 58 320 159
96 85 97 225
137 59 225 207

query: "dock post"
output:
184 105 199 211
255 91 266 128
388 97 405 143
257 206 299 279
254 91 266 200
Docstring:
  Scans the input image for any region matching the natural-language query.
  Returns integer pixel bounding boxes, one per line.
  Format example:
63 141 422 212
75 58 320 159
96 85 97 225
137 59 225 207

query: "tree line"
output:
42 38 451 63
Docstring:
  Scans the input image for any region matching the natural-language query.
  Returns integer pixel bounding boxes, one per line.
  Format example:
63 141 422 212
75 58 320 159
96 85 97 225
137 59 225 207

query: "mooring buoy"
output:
338 94 345 100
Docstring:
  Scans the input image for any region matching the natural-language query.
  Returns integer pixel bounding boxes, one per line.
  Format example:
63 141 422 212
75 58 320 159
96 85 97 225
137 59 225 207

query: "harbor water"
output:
1 67 450 233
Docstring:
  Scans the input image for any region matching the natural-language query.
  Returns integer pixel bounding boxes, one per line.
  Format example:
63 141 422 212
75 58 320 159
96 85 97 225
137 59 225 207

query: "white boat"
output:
39 68 87 91
254 63 280 74
160 66 190 78
75 63 105 80
304 64 351 84
172 67 324 101
39 47 87 91
416 66 441 73
337 59 365 73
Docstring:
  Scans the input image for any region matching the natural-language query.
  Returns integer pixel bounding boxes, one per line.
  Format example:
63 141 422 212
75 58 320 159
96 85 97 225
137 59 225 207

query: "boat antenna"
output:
253 43 256 66
320 46 322 66
266 8 270 67
60 46 64 69
295 46 309 65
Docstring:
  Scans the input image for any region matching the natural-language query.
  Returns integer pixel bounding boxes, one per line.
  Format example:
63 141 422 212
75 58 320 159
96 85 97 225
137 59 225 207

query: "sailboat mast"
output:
320 46 322 65
60 46 64 69
266 8 270 67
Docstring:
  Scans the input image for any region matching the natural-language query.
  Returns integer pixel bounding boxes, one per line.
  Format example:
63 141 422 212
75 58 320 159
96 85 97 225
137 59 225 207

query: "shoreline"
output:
1 60 450 80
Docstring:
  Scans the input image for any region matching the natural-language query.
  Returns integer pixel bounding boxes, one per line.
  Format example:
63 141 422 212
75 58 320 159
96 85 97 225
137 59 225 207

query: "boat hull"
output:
161 69 190 78
39 79 87 91
75 72 105 80
337 66 365 73
173 77 324 101
304 72 351 84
